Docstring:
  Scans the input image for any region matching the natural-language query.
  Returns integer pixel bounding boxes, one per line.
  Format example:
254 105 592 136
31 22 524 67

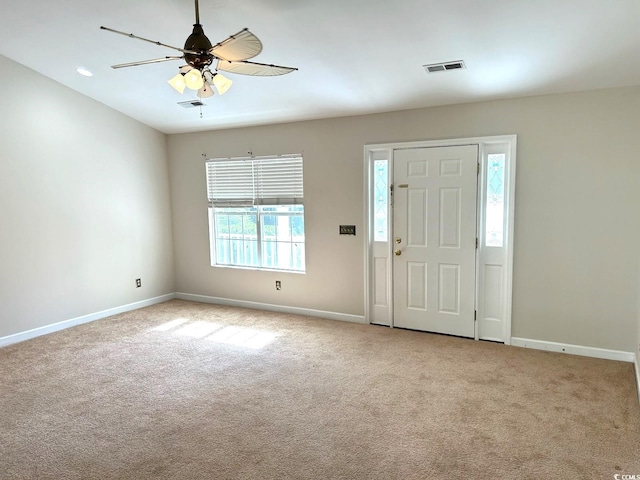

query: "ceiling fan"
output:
100 0 297 99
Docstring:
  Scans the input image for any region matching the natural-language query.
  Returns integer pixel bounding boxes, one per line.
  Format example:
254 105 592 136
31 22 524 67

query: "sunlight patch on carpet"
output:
149 318 278 349
150 318 189 331
175 321 222 338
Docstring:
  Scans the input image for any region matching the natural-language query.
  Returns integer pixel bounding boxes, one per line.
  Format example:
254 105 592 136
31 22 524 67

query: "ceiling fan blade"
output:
216 59 298 76
100 26 198 55
210 28 263 61
111 56 184 69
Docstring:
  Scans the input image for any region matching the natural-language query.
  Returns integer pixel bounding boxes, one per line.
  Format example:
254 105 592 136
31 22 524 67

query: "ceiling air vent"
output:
423 60 466 73
178 100 206 108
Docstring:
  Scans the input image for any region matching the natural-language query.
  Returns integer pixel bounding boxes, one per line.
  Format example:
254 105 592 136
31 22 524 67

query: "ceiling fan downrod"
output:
184 0 213 69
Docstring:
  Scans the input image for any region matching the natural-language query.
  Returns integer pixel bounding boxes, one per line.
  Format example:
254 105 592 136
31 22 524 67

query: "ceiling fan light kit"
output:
211 72 233 95
168 73 186 94
167 66 233 97
101 0 297 107
184 69 204 90
198 82 214 98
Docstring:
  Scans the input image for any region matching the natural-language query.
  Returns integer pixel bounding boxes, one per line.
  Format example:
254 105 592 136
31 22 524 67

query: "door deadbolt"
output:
395 237 402 244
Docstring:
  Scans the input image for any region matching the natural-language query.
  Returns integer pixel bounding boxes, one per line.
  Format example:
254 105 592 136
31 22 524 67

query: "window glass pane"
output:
486 154 505 247
229 238 244 264
291 215 304 240
259 205 305 272
243 215 257 237
373 160 388 242
211 205 304 272
275 243 292 270
262 242 296 270
244 240 259 267
228 215 245 235
262 241 277 269
277 216 292 241
215 213 230 234
262 215 277 240
216 237 229 265
214 209 259 267
292 241 305 271
214 214 230 264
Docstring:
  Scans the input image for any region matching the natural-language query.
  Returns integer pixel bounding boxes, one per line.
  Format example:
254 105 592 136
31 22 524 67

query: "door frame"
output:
364 135 517 344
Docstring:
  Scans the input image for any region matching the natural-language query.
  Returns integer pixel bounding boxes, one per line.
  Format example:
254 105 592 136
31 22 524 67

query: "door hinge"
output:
474 310 477 321
477 161 480 175
476 238 478 249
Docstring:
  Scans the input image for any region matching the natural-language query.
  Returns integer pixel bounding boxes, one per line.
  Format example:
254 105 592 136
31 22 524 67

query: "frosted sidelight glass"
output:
374 160 388 242
486 154 505 247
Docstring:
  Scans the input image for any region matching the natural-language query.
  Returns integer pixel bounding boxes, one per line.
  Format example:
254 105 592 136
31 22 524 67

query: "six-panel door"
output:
392 145 478 337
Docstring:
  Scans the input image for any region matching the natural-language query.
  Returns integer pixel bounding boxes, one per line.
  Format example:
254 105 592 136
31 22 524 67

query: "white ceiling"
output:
1 0 639 134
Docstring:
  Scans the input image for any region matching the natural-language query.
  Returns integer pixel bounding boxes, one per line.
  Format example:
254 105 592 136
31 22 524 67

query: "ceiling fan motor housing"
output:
184 24 213 69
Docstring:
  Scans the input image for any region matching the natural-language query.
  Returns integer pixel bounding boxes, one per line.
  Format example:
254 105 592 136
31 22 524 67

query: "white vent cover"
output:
178 100 206 108
423 60 466 73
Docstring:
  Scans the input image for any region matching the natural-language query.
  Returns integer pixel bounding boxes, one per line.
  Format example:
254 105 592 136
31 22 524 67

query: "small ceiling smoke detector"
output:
423 60 466 73
178 99 206 108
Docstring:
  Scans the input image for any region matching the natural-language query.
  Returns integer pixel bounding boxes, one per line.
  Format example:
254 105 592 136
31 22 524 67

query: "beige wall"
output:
168 86 640 352
0 55 175 338
2 51 637 355
637 254 640 365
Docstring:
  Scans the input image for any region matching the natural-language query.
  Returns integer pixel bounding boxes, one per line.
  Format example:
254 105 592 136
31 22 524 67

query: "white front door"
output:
392 145 478 337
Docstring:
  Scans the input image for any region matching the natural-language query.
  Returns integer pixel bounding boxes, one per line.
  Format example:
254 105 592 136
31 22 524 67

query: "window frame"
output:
205 155 306 273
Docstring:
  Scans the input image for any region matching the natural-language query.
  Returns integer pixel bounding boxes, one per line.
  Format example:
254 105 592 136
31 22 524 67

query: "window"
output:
485 153 505 247
206 155 305 272
373 159 388 242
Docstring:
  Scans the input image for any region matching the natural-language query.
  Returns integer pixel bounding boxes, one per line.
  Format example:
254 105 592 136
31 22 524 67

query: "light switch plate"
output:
339 225 356 235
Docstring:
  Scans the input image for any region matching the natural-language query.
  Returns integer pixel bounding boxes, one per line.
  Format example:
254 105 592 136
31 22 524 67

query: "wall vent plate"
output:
423 60 466 73
339 225 356 235
178 100 206 108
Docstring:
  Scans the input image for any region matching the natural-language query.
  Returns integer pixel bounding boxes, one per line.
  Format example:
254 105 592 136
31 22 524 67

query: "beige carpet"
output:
1 299 639 479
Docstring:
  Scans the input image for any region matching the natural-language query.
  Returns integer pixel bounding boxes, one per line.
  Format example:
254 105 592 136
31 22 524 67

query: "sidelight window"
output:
485 153 505 247
373 160 389 242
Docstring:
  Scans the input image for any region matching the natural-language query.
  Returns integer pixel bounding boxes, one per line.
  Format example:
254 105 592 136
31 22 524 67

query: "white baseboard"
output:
0 293 176 348
635 352 640 406
175 292 367 324
510 337 635 363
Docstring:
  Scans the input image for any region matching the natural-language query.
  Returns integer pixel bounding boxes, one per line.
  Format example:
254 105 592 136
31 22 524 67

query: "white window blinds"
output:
206 155 304 207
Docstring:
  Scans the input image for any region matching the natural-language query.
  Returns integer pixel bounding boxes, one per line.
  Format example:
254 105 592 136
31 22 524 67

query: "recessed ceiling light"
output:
76 67 93 77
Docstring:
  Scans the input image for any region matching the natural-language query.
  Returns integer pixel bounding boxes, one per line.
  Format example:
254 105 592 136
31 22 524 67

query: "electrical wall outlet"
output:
135 278 142 288
275 280 281 290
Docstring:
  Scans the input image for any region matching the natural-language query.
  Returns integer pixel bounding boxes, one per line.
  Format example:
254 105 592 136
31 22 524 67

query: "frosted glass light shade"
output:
184 69 204 90
168 73 186 94
212 73 233 95
198 81 214 98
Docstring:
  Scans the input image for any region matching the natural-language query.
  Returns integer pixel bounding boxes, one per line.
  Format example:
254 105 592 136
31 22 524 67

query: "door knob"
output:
394 249 402 256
